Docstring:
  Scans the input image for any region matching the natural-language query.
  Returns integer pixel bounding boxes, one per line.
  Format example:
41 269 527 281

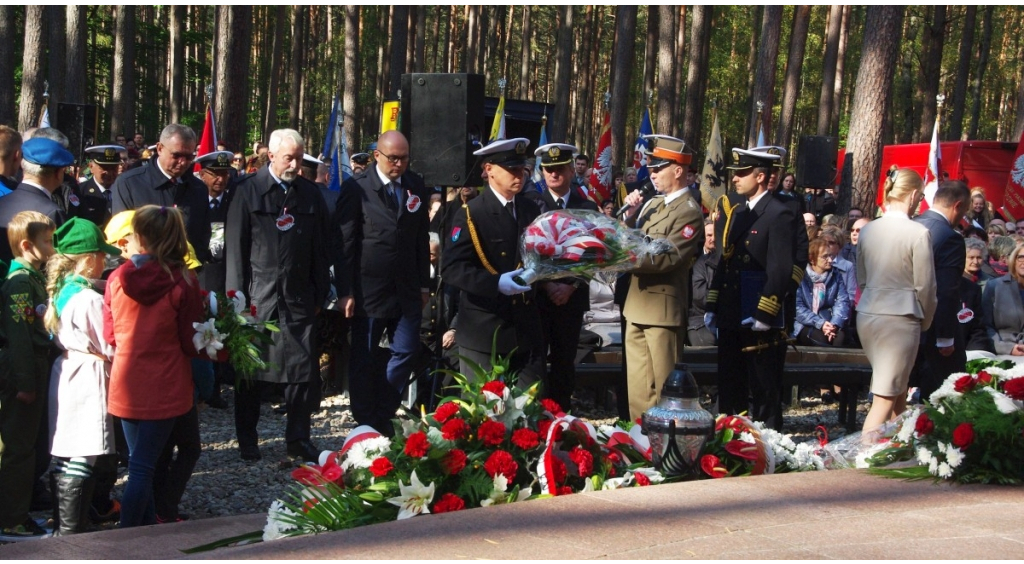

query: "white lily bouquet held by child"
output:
193 290 279 385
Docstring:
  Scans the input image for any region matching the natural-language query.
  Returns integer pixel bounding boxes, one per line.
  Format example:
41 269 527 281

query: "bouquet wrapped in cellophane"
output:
192 290 279 387
514 209 675 286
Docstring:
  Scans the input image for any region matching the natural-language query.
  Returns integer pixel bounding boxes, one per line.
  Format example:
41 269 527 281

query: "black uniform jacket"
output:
70 177 113 228
0 183 66 262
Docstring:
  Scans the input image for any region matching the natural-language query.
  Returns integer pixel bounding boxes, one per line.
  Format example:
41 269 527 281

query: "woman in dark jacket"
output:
793 238 851 347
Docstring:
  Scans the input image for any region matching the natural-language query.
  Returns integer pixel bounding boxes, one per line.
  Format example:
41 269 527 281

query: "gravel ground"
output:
29 384 868 529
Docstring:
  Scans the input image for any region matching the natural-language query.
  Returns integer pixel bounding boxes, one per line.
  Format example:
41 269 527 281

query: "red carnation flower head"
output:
550 456 567 484
724 440 760 461
977 370 993 385
403 431 430 458
227 289 239 299
433 402 460 423
511 428 540 450
537 419 563 442
433 493 466 514
701 454 728 478
250 304 257 317
954 375 976 393
915 412 935 436
441 418 470 441
952 422 975 449
369 457 394 478
568 446 595 477
484 450 518 481
541 398 563 415
482 380 507 397
200 289 209 297
440 449 467 475
634 472 651 486
478 420 507 446
1003 377 1024 401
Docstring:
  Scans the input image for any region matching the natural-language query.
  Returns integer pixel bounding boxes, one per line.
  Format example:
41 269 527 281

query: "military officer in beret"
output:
619 135 704 419
705 148 797 431
441 137 546 388
0 138 73 262
70 145 124 229
524 142 599 410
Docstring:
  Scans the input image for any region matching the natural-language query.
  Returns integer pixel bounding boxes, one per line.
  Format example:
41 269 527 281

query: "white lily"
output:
192 318 226 358
386 470 435 520
479 474 510 507
496 393 530 426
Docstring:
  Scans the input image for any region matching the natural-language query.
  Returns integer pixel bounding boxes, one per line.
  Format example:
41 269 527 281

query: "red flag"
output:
194 104 218 172
1001 128 1024 222
586 111 612 205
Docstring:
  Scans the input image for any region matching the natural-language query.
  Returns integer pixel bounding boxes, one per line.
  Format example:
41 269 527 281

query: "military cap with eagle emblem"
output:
642 134 692 169
473 137 530 167
726 147 782 171
195 150 237 170
84 144 126 166
749 145 788 169
534 143 577 167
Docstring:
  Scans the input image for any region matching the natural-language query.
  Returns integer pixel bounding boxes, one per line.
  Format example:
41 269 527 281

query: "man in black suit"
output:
706 148 796 431
912 180 971 401
226 129 332 462
441 138 545 388
111 123 211 263
337 130 430 435
524 143 599 410
71 145 124 229
0 138 72 261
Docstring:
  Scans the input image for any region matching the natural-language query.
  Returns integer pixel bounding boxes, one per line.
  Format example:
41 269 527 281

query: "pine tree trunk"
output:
655 5 676 136
44 6 65 129
641 7 658 107
681 5 711 148
0 6 15 125
389 6 408 98
414 6 426 73
550 6 574 143
896 15 919 144
572 6 594 146
776 6 811 150
673 7 687 129
610 6 637 168
747 6 781 147
168 6 185 123
816 5 842 136
946 6 976 141
742 6 762 141
917 5 946 141
830 4 852 139
843 6 905 216
344 6 360 152
110 6 135 139
63 7 86 107
214 6 252 149
519 6 531 98
288 6 305 130
465 6 478 75
969 6 993 140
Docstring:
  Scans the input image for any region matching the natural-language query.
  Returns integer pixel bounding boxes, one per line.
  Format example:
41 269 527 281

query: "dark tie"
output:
103 189 112 212
505 201 516 220
280 181 289 193
386 183 399 212
211 198 220 211
556 197 565 209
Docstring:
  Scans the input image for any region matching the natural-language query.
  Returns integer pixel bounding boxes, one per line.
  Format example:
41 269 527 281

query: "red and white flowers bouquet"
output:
193 290 279 385
515 209 674 285
863 359 1024 484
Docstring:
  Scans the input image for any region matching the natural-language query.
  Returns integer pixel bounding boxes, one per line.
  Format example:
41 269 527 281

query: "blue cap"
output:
23 138 75 167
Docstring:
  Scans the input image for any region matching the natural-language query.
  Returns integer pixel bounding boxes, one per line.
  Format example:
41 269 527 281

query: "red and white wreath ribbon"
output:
523 212 609 261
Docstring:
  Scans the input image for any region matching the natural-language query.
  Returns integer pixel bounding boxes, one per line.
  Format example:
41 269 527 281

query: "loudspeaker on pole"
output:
796 135 839 189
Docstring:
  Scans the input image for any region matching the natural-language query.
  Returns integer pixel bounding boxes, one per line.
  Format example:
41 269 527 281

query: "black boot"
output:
50 471 62 534
54 473 86 536
78 476 97 533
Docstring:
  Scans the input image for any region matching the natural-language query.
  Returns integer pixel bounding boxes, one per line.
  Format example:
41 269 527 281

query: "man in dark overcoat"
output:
336 130 430 435
441 138 546 388
226 128 331 462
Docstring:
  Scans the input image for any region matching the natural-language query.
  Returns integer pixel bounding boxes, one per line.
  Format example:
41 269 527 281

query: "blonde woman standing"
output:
855 168 937 440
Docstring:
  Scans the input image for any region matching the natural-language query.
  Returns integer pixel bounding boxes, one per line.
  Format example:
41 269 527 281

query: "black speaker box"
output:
399 73 485 187
796 135 838 189
57 103 99 165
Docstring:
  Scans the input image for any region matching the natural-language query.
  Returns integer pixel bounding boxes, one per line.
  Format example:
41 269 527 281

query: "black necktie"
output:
386 183 399 212
505 201 516 219
556 197 565 209
103 189 112 211
211 198 220 211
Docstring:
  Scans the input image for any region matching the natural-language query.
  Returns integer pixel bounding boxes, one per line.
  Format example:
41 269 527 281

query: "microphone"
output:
615 182 656 218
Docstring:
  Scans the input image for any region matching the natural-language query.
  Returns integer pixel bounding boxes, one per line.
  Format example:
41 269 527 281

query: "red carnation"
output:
200 289 209 297
433 402 459 423
724 440 760 461
977 371 993 385
952 422 975 449
701 454 728 478
478 420 507 446
634 472 651 486
1003 377 1024 400
403 431 430 458
511 428 540 450
482 380 507 397
250 304 257 317
556 486 574 496
550 457 567 484
441 418 470 441
537 419 563 442
369 457 394 478
954 375 976 393
568 446 594 477
440 449 467 475
484 450 518 481
227 289 239 299
432 493 466 514
541 398 563 415
915 412 935 435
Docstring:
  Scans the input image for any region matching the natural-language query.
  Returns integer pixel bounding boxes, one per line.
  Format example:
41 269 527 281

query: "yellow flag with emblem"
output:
489 94 506 142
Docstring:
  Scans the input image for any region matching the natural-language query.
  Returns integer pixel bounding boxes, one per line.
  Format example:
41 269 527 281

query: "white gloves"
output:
498 269 531 296
703 312 717 333
741 317 771 331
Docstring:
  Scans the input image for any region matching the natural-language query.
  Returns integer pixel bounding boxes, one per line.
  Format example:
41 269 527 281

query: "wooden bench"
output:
574 346 872 430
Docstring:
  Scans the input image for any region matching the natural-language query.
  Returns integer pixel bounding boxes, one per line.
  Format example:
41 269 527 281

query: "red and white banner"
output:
586 111 613 205
921 116 942 209
1001 129 1024 222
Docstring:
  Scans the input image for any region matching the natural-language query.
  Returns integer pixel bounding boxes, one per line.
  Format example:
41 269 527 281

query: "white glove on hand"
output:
703 312 717 333
498 269 531 296
741 317 771 331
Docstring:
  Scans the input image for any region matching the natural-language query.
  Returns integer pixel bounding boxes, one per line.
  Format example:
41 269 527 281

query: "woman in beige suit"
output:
856 168 937 439
981 244 1024 356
